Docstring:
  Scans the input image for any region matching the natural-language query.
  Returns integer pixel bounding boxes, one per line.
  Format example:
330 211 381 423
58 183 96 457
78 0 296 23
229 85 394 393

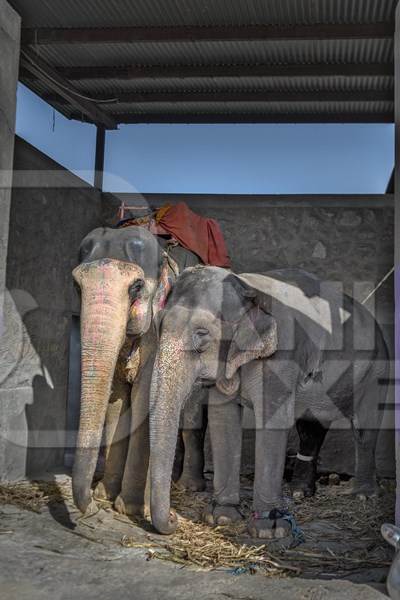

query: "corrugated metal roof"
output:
11 0 397 124
71 75 393 95
36 38 394 68
106 100 394 116
9 0 397 28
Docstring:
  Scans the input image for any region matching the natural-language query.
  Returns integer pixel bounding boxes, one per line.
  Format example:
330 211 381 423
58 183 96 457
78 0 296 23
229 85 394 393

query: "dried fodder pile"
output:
113 480 395 577
0 476 395 578
121 520 295 575
295 478 395 535
282 478 395 576
0 479 73 512
120 487 297 576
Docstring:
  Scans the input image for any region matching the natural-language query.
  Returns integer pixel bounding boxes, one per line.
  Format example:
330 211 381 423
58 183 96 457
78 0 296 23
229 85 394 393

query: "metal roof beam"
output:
19 48 118 129
108 112 394 124
46 89 393 104
21 22 394 45
94 125 106 190
52 63 394 80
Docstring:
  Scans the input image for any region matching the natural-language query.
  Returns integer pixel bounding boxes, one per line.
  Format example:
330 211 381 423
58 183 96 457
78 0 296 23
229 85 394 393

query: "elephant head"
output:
149 266 277 534
72 226 171 513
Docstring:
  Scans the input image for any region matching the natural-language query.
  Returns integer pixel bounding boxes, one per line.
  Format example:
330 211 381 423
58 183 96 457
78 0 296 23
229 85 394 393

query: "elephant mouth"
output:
199 378 214 388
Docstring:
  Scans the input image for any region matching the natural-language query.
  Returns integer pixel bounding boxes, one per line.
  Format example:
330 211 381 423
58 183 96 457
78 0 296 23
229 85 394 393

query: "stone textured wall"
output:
3 137 103 479
106 193 395 477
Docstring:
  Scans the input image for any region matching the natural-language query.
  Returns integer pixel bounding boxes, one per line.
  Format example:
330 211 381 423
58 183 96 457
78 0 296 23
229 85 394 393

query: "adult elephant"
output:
149 266 388 539
72 226 206 516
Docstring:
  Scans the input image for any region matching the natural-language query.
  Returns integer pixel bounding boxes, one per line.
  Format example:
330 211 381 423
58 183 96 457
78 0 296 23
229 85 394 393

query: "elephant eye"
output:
193 328 210 352
129 279 145 300
196 328 209 337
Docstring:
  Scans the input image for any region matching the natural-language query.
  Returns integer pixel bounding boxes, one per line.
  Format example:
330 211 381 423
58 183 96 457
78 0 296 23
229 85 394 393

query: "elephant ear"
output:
225 306 278 381
152 253 178 317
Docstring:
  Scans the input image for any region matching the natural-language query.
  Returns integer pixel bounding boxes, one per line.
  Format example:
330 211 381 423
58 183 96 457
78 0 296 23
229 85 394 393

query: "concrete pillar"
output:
0 0 20 480
395 2 400 524
0 0 20 327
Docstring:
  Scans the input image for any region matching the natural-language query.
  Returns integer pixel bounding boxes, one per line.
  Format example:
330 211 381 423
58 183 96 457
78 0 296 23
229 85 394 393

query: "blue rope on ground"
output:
281 512 305 545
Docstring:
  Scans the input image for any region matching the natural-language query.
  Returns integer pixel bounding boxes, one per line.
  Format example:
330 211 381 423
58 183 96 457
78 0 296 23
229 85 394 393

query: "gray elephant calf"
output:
149 266 388 540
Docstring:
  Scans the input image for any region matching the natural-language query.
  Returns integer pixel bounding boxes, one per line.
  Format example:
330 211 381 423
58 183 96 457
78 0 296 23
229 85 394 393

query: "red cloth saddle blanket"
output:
118 202 231 268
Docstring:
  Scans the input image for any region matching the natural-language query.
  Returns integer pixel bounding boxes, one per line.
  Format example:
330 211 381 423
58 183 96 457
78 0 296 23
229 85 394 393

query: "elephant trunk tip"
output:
72 479 92 514
151 507 178 535
72 469 99 516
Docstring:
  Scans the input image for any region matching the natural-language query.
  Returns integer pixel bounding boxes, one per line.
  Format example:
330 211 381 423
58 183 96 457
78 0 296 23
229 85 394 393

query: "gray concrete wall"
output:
106 192 395 478
2 137 102 479
0 0 20 480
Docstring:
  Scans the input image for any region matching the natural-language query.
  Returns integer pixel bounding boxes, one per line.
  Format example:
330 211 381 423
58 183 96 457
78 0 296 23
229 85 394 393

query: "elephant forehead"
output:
80 227 161 278
164 305 218 329
171 275 245 318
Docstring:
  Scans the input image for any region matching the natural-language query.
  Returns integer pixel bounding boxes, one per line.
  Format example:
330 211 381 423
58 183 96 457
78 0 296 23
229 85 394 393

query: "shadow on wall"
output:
3 137 105 480
0 288 57 480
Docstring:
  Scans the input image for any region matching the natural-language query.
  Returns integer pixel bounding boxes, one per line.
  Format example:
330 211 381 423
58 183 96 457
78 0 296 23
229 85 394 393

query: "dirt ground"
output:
0 473 395 600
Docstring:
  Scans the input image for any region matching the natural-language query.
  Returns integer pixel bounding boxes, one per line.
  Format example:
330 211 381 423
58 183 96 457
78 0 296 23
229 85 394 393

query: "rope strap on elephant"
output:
252 508 305 545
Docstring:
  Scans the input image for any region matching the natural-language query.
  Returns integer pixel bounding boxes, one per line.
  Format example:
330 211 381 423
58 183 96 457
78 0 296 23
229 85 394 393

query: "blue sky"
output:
16 83 394 194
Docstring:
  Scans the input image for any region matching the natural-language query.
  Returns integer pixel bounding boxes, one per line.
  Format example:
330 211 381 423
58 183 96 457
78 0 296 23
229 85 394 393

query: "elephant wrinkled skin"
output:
149 266 388 540
72 226 205 517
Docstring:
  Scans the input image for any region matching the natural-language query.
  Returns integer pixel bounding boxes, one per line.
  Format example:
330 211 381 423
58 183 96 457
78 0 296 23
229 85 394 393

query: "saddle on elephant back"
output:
117 201 231 268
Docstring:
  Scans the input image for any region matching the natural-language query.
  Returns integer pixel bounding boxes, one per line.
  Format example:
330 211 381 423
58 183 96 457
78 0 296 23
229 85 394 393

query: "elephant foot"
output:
176 473 206 492
290 481 316 500
79 497 99 518
93 478 121 503
290 458 317 500
114 494 145 518
202 502 243 526
248 509 303 544
345 480 380 501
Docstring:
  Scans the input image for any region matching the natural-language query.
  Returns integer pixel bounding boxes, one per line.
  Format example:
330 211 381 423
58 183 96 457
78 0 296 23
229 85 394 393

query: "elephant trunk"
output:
150 339 197 534
72 260 143 513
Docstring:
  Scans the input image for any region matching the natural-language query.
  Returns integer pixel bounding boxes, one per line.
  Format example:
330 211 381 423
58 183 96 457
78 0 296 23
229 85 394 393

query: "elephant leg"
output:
172 431 185 483
350 367 386 499
178 389 208 492
248 427 293 539
351 428 380 498
114 357 153 517
203 389 243 526
179 428 206 491
291 418 329 499
93 380 131 502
